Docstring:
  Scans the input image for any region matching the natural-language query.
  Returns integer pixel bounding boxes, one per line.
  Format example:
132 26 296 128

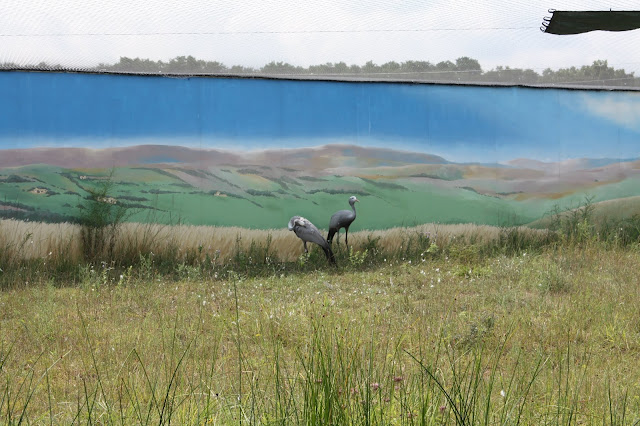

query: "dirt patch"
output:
0 205 27 212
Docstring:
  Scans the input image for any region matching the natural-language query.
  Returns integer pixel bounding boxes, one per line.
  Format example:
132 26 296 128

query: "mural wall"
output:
1 71 640 230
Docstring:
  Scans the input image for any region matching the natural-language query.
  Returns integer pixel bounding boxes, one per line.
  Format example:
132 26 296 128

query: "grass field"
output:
2 213 640 423
2 244 640 424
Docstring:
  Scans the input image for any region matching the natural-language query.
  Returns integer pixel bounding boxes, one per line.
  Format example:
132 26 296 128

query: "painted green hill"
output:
2 145 640 229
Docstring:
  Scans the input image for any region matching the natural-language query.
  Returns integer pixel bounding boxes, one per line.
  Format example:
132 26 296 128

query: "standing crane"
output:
327 195 359 248
288 216 336 265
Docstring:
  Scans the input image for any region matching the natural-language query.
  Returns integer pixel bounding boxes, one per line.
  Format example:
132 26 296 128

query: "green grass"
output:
2 243 640 424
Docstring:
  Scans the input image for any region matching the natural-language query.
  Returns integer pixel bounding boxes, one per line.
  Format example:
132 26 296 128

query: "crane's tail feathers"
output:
322 245 337 266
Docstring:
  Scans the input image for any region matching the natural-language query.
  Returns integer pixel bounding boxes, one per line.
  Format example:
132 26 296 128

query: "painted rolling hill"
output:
1 144 639 229
0 144 448 170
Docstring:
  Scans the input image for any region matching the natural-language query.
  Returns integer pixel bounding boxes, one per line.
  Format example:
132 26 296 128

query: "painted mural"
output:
1 71 640 231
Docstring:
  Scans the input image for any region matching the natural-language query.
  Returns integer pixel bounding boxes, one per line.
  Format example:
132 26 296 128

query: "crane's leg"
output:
303 241 308 253
327 228 336 245
345 227 349 247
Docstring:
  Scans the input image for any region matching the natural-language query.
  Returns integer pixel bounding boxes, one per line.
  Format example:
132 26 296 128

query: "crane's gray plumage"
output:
288 216 336 264
327 195 359 247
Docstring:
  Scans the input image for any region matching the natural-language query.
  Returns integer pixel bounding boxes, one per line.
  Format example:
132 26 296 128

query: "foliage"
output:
77 169 131 262
4 56 637 87
547 196 640 248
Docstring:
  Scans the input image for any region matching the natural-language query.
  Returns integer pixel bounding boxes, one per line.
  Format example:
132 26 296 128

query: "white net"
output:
1 0 640 87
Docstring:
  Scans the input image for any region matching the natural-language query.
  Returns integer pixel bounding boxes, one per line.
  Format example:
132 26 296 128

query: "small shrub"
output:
447 242 481 263
538 263 571 294
361 235 382 264
548 196 597 245
175 262 203 281
600 214 640 247
348 247 368 267
78 169 131 262
137 252 155 281
499 226 531 255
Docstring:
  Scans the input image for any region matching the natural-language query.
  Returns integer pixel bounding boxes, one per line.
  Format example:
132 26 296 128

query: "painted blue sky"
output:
1 71 639 163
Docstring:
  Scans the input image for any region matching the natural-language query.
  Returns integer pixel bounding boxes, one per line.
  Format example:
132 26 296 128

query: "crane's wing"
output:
329 209 354 229
288 216 303 231
288 216 329 249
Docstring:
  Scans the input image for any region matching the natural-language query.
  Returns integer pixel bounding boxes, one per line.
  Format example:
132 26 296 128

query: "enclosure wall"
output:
1 71 639 229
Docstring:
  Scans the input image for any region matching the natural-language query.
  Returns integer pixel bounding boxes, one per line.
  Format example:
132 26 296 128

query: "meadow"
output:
2 210 640 424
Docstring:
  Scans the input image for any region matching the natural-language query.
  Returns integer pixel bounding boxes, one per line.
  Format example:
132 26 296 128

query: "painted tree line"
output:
2 56 638 87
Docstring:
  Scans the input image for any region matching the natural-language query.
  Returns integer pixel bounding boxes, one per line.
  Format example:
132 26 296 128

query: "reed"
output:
0 219 551 265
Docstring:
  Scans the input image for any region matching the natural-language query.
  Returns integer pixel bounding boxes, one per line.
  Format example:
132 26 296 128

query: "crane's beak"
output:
355 198 360 202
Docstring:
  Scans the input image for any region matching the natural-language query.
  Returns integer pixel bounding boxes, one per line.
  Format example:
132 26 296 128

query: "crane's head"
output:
349 195 359 205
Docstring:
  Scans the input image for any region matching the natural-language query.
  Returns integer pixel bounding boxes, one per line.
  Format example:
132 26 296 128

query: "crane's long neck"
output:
350 202 356 216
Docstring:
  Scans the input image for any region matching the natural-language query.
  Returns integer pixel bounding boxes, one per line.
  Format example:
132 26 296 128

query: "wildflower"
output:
500 389 506 398
371 382 381 391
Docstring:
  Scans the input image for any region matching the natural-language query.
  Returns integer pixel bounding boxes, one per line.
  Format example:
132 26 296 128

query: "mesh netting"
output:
2 0 640 88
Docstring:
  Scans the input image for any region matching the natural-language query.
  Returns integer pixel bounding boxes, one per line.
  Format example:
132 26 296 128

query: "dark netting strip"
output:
542 10 640 35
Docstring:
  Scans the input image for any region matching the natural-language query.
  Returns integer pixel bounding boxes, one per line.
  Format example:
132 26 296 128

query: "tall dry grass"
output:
0 219 80 264
0 218 552 266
